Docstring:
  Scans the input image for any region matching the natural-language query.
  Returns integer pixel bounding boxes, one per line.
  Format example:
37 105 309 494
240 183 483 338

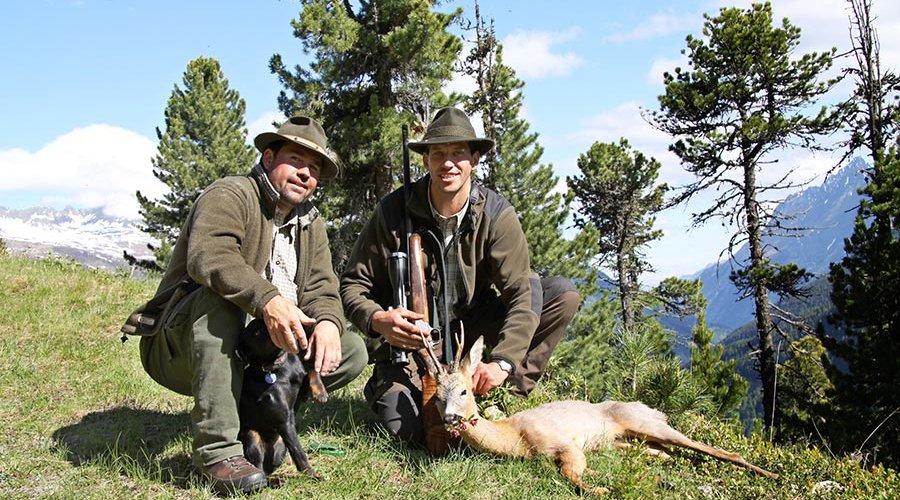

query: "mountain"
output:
0 206 156 270
689 157 868 334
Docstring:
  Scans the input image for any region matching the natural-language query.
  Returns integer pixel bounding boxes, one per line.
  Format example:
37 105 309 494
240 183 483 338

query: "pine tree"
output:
776 335 833 443
270 0 462 270
690 309 748 417
824 1 900 458
460 4 599 292
649 2 842 431
136 56 255 268
825 152 900 466
567 139 667 331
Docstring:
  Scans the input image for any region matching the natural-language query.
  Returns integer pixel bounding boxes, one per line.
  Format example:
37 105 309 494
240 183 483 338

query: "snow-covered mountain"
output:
0 206 156 270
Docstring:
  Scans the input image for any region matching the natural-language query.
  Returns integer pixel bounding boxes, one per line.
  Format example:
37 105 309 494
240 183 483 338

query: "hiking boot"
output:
201 455 267 496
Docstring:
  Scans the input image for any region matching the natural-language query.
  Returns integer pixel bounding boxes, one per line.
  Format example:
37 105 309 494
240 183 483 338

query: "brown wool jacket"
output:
121 164 345 338
340 175 541 366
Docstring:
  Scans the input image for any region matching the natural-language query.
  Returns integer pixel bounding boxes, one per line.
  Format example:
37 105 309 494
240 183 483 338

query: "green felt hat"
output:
408 107 494 155
254 116 341 180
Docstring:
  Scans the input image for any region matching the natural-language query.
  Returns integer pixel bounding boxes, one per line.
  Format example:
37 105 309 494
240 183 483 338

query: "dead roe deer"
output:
418 333 778 495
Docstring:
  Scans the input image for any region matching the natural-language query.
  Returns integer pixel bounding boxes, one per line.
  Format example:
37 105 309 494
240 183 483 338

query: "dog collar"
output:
261 350 289 374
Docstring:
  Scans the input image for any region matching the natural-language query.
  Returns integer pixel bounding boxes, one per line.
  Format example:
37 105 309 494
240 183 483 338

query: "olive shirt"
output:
121 164 345 339
340 175 541 368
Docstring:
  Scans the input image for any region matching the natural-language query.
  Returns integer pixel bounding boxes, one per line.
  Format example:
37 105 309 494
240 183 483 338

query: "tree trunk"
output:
617 246 634 333
743 161 777 432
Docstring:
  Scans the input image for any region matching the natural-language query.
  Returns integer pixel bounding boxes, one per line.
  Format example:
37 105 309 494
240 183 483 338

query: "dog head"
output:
236 318 288 372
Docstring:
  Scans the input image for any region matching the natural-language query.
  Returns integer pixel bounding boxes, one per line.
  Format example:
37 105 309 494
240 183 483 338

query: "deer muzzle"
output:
444 413 462 426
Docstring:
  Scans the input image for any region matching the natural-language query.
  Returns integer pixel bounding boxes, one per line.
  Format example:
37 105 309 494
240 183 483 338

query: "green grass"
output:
0 251 897 498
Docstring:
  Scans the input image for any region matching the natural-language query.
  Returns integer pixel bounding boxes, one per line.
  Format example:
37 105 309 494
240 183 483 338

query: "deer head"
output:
419 327 484 429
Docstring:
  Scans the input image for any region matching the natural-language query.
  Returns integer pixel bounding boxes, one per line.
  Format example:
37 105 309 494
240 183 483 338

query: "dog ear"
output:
460 336 484 375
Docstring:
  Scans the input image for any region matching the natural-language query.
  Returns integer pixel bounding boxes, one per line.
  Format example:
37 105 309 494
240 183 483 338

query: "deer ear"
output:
460 336 484 374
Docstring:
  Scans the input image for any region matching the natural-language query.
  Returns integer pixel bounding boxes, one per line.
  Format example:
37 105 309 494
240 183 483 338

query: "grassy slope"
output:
0 252 897 499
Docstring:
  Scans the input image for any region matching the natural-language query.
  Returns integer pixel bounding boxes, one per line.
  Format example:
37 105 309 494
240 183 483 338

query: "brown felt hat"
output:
254 116 341 180
408 107 494 155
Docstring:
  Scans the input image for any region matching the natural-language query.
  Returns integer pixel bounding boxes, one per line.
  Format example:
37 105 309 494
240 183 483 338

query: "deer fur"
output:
418 334 778 495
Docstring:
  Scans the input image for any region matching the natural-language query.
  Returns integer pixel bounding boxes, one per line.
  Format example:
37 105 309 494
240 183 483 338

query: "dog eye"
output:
460 390 467 396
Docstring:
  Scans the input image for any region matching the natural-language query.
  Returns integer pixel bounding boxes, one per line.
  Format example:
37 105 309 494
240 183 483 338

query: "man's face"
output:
262 142 322 207
424 142 479 197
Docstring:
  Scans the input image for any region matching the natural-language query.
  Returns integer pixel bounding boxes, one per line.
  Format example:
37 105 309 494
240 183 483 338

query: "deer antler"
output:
451 323 465 372
417 323 444 376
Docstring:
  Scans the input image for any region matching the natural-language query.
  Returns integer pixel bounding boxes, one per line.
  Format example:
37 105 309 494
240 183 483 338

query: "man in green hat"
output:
122 116 367 494
340 107 581 445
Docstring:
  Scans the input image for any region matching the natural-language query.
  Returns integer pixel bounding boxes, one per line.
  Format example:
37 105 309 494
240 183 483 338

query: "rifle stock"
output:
409 234 455 456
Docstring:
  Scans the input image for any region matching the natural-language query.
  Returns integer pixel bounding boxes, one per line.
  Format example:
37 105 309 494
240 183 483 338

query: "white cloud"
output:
246 111 285 145
501 29 583 79
444 38 479 97
443 72 478 96
646 55 690 86
604 13 698 43
0 124 161 219
563 101 690 185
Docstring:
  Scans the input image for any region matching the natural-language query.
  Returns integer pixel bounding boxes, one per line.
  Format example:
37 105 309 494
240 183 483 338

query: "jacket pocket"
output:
160 287 198 360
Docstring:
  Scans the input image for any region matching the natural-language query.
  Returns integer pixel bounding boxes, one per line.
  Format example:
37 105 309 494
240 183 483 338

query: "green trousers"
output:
139 287 367 467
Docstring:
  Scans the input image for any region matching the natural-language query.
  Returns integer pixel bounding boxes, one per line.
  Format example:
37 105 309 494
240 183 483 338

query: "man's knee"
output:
541 276 581 323
342 333 368 379
321 333 368 392
558 290 581 324
363 367 424 446
374 384 424 444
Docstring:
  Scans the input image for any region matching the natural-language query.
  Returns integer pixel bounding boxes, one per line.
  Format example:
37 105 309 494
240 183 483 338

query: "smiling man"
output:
122 116 366 495
340 107 581 446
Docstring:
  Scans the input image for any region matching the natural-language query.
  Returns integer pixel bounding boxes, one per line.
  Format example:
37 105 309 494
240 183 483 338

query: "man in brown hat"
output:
123 116 366 494
340 107 581 445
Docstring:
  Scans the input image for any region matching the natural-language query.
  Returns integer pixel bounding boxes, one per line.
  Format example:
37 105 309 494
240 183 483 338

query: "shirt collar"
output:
428 183 469 226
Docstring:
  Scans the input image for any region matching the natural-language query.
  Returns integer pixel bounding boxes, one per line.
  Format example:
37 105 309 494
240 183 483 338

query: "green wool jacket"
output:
340 175 541 366
121 164 345 338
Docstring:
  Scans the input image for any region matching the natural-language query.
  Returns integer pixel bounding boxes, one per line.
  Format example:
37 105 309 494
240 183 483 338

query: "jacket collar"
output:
250 163 319 228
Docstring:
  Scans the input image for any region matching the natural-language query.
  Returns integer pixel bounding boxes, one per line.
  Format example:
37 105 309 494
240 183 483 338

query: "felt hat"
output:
254 116 341 179
408 107 494 155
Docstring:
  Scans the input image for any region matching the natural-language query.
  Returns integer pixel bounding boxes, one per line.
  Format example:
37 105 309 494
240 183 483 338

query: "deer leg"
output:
614 440 671 459
554 446 608 496
643 442 672 459
629 424 778 479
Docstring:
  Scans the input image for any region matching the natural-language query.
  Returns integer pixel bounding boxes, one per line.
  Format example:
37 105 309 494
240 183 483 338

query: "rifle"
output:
392 125 455 456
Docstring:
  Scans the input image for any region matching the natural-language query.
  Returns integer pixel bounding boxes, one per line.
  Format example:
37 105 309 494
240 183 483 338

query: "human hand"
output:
370 308 428 350
471 361 509 395
262 295 316 354
305 320 341 374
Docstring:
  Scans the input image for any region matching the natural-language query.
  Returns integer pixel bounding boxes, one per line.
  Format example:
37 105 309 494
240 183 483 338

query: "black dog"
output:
235 318 328 479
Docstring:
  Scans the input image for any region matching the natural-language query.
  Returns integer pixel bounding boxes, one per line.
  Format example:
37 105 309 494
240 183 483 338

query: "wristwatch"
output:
493 358 513 375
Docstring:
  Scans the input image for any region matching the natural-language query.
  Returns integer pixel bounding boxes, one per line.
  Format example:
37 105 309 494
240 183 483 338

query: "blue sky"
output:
2 0 899 282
